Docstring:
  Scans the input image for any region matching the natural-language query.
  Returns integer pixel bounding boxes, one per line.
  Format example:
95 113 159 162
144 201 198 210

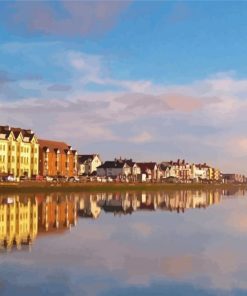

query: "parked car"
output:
35 175 44 181
67 176 80 183
45 176 54 182
5 175 16 182
20 175 29 181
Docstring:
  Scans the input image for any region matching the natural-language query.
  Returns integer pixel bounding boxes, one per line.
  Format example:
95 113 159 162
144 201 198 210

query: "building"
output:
222 173 246 184
78 154 102 176
191 163 209 181
191 163 221 182
38 139 77 177
97 160 131 178
0 125 39 178
113 158 142 181
160 160 191 182
137 162 159 181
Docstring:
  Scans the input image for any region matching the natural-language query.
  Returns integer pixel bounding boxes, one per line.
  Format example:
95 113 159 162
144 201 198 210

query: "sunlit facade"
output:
0 126 39 178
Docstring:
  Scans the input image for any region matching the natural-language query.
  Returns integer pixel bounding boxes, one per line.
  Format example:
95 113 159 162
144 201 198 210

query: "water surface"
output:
0 188 247 296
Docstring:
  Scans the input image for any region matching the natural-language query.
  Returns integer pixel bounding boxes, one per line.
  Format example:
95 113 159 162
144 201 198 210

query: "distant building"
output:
191 163 209 181
38 139 77 177
191 163 221 182
137 162 159 181
222 173 246 184
0 125 39 178
97 160 131 178
77 154 102 176
160 159 191 182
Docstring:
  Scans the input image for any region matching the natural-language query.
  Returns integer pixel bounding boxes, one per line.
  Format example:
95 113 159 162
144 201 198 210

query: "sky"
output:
0 1 247 173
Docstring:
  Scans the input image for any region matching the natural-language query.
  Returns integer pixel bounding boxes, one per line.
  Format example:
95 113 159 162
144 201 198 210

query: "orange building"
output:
38 139 77 177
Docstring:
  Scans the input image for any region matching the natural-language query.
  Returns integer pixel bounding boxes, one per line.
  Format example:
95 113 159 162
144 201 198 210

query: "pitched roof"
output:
97 161 128 169
78 154 95 163
38 139 72 153
195 163 210 169
137 162 157 172
0 126 35 142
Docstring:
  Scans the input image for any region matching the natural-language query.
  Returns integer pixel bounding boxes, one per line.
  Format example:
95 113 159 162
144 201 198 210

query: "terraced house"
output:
38 139 77 177
0 126 39 178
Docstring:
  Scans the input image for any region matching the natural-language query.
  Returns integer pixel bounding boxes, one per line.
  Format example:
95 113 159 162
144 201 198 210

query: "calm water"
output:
0 189 247 296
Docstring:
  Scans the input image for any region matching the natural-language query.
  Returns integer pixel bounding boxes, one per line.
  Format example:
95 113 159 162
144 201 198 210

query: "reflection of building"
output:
94 190 223 216
157 190 221 213
38 139 77 177
37 194 77 233
137 192 157 210
0 196 38 249
0 126 39 178
78 194 101 219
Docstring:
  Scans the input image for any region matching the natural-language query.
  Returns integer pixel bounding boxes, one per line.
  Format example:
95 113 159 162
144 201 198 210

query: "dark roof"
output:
97 161 127 169
78 154 95 163
137 162 157 172
124 160 137 167
0 126 35 141
195 163 210 169
159 163 172 170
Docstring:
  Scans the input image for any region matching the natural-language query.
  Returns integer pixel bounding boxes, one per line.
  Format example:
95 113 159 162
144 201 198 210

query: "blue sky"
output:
0 1 247 172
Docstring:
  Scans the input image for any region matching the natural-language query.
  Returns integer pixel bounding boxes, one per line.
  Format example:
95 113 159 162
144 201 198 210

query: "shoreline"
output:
0 181 247 194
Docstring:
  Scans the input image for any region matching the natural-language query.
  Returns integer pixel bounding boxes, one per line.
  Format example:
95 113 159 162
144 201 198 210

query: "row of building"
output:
96 158 222 182
0 125 78 178
0 125 244 183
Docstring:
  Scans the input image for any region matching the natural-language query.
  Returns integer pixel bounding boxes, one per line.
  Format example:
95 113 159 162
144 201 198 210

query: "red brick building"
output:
38 139 77 177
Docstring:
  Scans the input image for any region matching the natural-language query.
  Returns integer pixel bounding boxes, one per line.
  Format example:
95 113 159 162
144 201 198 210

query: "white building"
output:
191 164 209 181
78 154 102 175
97 161 131 178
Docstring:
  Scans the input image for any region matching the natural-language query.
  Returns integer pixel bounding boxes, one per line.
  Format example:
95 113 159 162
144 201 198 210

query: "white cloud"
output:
129 132 153 144
1 43 247 172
